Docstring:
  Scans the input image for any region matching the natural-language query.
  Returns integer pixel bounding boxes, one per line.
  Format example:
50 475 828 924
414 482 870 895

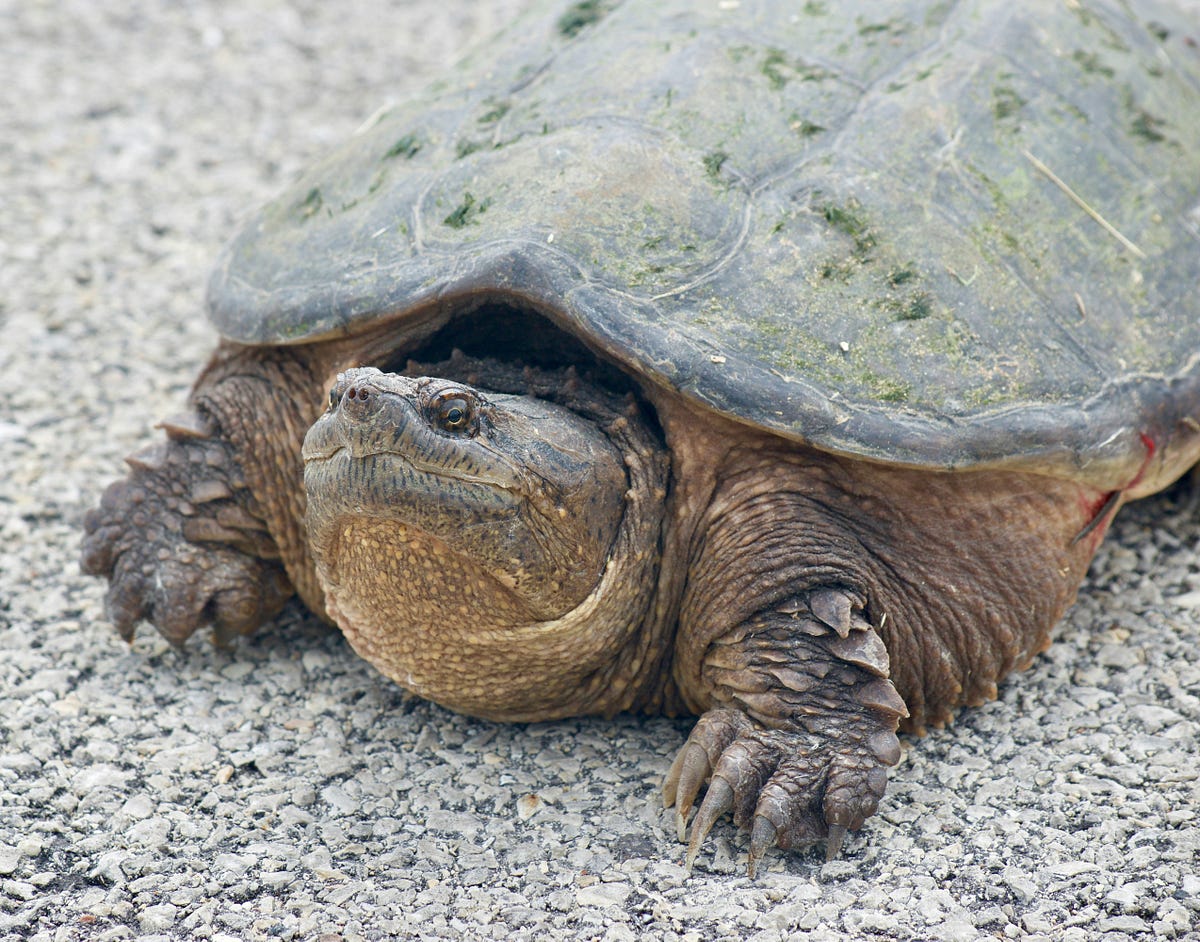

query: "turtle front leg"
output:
664 589 906 873
81 407 293 645
659 425 1104 873
81 342 336 646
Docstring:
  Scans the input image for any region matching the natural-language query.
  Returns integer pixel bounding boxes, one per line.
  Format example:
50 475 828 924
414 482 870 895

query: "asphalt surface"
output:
2 1 1198 940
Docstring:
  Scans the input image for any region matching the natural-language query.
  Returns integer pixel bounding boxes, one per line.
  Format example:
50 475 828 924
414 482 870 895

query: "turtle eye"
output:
328 386 340 411
433 395 474 434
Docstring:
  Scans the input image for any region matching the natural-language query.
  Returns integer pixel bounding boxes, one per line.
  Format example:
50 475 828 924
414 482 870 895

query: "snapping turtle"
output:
83 0 1200 870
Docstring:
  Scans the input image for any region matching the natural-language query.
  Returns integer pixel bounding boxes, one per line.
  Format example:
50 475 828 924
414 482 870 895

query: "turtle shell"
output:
208 0 1200 490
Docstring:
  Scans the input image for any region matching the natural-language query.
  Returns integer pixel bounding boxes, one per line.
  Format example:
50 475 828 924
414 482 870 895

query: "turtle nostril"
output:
337 382 381 421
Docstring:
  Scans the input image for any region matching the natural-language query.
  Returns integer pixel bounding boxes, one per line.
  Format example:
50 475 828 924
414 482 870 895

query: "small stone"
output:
1096 644 1142 669
301 849 346 880
818 860 858 882
547 889 575 912
125 818 170 850
90 851 132 884
320 784 359 815
1129 705 1183 732
1002 868 1038 903
1106 884 1144 909
1022 910 1055 933
576 882 632 908
1101 915 1149 933
138 904 178 932
1170 589 1200 607
0 847 21 876
213 853 253 877
516 794 541 820
930 914 979 942
3 880 37 901
291 785 318 807
150 743 218 773
219 661 254 681
71 765 130 796
1045 861 1098 878
460 868 491 886
119 795 155 820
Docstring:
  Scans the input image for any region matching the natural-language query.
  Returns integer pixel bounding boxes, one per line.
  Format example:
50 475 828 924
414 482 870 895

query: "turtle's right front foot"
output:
81 412 292 645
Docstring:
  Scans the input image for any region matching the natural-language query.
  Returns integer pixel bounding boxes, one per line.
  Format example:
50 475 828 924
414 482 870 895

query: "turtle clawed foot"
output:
81 426 292 647
84 486 292 646
663 707 898 876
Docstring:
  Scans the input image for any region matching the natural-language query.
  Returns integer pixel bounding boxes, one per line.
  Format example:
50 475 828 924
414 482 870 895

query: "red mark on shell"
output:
1072 432 1156 546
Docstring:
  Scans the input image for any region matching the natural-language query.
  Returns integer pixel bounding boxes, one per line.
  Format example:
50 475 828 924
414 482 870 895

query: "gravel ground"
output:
3 2 1199 940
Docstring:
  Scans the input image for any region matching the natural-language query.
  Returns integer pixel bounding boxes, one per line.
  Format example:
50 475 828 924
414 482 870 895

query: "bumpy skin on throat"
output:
83 342 1114 874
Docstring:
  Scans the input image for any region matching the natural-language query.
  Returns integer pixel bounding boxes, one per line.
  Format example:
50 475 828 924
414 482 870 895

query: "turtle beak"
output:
303 368 421 462
301 410 346 463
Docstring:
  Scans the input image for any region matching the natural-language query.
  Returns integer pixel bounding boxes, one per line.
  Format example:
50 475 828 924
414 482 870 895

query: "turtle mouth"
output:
300 441 344 462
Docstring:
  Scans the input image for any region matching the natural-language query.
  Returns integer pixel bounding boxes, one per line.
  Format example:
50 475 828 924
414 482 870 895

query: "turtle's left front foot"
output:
663 591 908 874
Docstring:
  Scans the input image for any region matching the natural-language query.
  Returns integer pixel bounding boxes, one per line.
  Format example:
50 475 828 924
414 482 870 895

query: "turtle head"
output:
301 365 662 719
303 366 627 622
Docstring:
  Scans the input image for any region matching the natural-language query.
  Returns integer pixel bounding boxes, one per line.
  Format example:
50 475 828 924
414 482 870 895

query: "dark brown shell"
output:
208 0 1200 488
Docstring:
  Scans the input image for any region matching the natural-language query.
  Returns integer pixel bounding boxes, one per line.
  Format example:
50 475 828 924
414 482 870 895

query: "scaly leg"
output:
82 407 292 645
664 588 906 874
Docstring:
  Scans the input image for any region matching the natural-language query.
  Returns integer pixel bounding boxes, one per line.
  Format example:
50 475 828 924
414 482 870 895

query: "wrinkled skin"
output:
83 343 1115 873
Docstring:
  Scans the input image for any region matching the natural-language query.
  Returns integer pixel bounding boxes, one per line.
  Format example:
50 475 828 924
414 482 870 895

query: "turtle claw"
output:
685 777 733 871
664 743 710 840
825 823 848 861
663 707 751 840
747 816 777 878
102 552 149 642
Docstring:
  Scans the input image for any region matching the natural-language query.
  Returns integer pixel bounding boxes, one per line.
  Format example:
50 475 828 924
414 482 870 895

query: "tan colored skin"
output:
83 337 1124 868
